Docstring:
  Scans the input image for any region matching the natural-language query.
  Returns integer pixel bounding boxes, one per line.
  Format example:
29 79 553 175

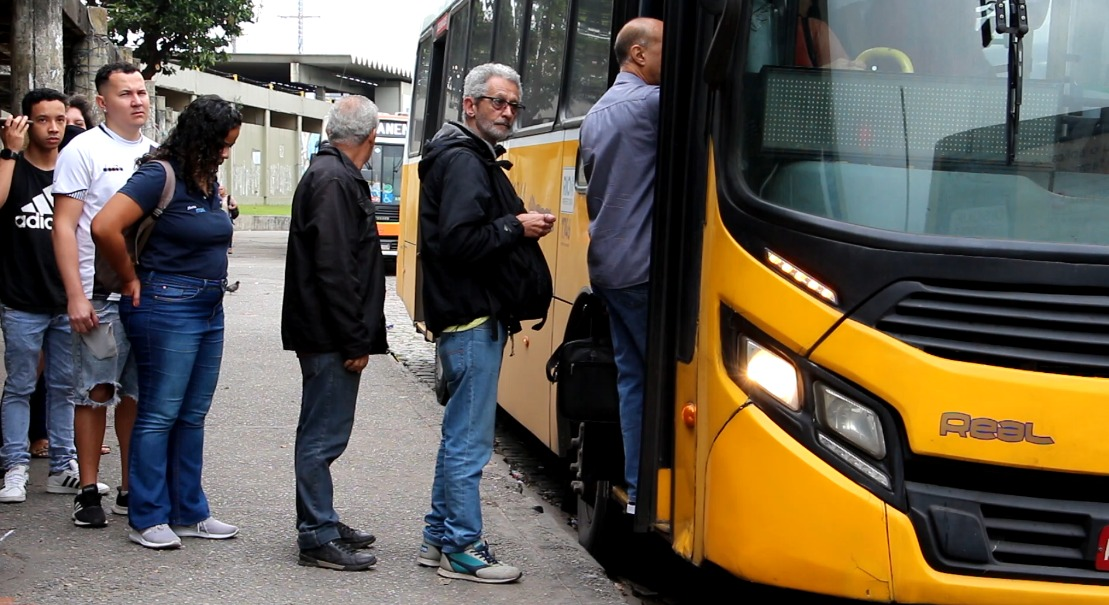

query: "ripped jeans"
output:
73 299 138 408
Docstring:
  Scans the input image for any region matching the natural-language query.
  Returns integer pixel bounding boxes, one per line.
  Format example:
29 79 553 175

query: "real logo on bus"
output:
939 412 1054 445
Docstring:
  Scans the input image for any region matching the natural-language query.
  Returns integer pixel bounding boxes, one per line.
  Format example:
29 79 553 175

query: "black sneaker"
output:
72 485 106 528
111 488 128 516
299 539 377 571
337 522 376 549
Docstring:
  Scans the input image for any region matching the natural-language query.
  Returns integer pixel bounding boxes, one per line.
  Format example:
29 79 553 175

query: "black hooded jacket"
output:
418 122 550 335
281 143 389 358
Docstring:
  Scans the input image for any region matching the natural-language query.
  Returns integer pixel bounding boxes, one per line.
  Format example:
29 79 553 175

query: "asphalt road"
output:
0 231 630 605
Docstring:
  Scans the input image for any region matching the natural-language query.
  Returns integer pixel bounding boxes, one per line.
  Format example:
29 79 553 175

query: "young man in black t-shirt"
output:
0 89 87 503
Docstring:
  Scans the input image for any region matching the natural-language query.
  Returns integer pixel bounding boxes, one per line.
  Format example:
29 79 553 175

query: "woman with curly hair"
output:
90 95 241 550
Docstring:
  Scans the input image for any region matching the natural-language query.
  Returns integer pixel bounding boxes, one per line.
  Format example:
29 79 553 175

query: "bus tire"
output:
577 479 614 556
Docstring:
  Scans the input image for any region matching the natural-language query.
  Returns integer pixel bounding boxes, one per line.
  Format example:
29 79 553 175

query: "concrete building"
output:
0 1 422 208
154 69 330 207
210 53 412 115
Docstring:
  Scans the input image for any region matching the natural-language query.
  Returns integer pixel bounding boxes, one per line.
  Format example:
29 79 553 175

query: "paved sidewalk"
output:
0 232 626 605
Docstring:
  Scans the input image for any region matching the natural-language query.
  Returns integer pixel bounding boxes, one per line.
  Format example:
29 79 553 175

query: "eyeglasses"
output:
477 96 526 112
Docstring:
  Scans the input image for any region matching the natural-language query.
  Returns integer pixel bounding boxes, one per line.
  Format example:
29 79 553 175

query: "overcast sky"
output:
230 0 451 73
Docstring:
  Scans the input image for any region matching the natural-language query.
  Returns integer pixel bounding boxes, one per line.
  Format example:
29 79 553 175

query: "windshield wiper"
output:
995 0 1029 164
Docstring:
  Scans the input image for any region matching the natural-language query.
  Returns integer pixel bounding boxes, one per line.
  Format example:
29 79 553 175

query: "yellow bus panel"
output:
812 321 1109 474
704 403 893 601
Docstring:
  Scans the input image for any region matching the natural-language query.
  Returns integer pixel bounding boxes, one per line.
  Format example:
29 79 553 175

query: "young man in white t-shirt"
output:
52 62 155 528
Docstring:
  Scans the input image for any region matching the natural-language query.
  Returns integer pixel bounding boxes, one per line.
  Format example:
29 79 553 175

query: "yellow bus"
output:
399 0 1109 602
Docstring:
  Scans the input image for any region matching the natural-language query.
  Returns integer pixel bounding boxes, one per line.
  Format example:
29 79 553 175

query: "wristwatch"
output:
0 148 18 161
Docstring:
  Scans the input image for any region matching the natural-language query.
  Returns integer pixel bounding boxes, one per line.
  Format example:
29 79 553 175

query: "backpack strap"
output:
132 159 176 264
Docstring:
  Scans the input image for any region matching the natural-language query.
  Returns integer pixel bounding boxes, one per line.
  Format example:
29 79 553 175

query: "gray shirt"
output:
579 71 660 289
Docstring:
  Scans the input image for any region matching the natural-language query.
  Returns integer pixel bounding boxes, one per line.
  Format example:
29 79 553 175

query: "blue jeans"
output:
423 319 505 553
592 284 649 503
294 352 362 550
120 272 225 531
0 306 76 473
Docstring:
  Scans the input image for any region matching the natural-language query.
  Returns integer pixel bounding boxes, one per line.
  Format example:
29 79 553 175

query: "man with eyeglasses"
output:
579 16 664 516
414 62 554 584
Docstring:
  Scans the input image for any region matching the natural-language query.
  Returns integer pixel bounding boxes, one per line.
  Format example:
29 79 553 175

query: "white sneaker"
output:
171 517 239 539
46 459 109 495
129 524 182 549
0 465 29 503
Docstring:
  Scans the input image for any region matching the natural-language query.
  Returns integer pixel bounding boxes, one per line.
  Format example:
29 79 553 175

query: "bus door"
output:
401 14 451 329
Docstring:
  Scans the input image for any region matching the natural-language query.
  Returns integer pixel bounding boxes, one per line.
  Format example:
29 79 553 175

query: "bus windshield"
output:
367 142 403 204
736 0 1109 247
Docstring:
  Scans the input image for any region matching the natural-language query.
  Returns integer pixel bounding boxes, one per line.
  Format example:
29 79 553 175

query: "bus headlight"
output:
816 384 886 459
744 339 800 411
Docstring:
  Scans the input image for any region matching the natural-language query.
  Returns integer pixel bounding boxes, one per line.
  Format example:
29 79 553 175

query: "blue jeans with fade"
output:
294 351 363 550
120 271 225 531
423 319 505 553
0 306 77 473
592 283 649 503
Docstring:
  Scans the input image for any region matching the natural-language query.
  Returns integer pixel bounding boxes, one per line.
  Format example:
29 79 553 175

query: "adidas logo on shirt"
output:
15 186 54 230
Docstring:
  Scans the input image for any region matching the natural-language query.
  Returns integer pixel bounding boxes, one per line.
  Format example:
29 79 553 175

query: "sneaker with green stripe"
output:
437 539 521 584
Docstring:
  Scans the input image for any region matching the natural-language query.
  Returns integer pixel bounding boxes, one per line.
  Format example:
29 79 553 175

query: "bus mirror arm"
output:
703 0 742 89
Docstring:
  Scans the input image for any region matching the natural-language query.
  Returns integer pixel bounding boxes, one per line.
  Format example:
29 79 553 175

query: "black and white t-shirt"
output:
53 124 156 298
0 156 65 313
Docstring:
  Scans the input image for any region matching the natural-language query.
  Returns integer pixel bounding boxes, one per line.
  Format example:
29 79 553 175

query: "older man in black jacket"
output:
281 95 388 572
415 63 554 584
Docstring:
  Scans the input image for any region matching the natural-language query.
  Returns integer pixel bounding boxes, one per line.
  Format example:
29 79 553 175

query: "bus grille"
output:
874 284 1109 377
374 204 399 222
906 474 1109 584
979 504 1089 569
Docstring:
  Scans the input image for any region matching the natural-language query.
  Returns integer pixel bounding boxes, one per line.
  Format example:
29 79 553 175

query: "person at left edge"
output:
91 95 242 550
282 95 389 572
0 89 81 505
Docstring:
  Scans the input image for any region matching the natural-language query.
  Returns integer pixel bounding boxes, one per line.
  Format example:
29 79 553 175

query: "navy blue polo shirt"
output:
117 160 232 280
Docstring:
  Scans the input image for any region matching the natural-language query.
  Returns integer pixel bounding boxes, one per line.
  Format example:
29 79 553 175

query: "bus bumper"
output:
704 406 1109 604
378 221 399 257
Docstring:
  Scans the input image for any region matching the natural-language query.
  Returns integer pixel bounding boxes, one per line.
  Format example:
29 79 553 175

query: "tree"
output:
87 0 256 80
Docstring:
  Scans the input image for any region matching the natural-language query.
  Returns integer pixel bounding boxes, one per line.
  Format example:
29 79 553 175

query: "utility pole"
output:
279 0 319 55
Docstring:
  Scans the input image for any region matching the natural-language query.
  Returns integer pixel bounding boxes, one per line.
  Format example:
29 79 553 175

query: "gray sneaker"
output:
0 465 29 503
171 517 238 539
417 540 441 567
129 524 182 549
438 539 522 584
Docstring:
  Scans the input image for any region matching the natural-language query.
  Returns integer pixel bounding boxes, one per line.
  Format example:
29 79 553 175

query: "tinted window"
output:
519 0 569 127
493 0 526 69
410 37 433 155
564 0 611 119
469 0 496 70
444 4 471 122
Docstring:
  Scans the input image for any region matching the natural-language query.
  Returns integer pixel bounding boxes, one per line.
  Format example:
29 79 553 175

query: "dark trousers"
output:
294 352 361 550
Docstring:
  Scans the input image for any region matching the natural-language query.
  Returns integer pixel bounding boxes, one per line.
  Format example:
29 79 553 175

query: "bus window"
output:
520 0 570 127
409 37 433 156
469 0 496 70
493 0 526 69
444 3 472 123
367 142 404 204
563 0 612 119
